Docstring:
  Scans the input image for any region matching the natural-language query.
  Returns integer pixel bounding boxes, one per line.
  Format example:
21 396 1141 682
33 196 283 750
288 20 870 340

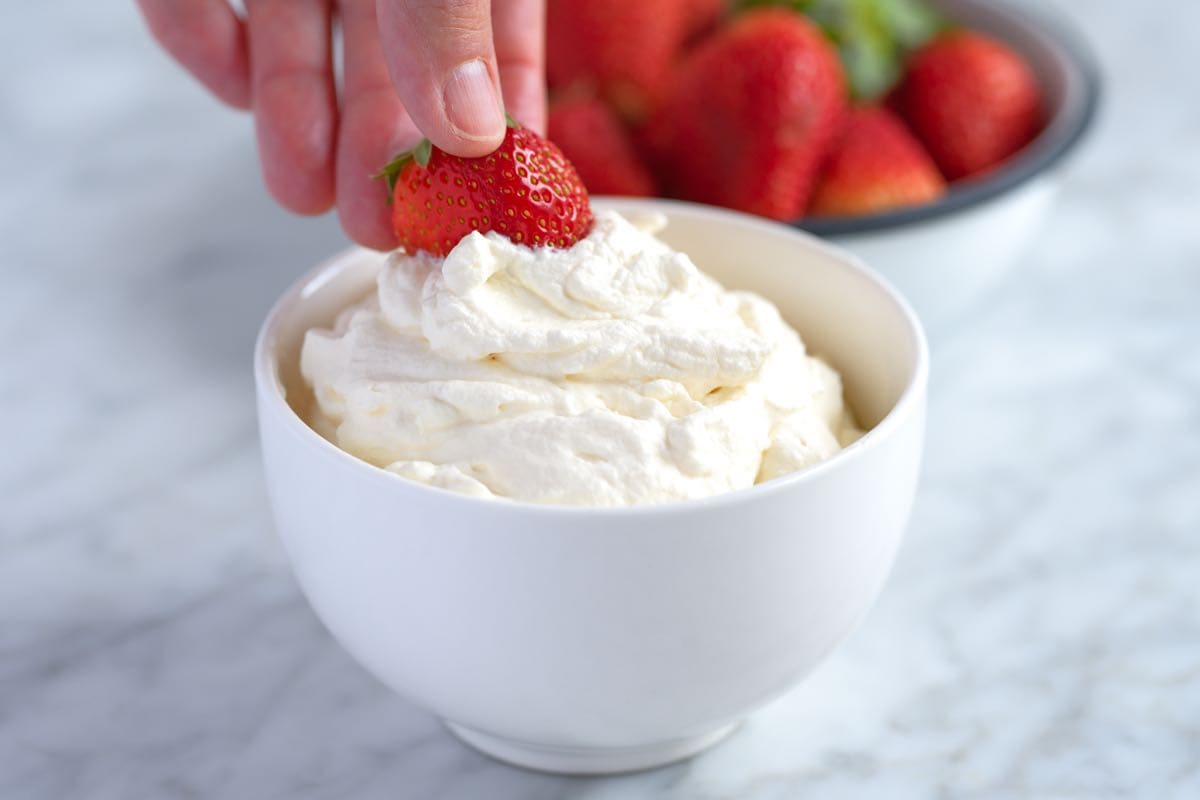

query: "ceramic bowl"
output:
254 199 928 774
800 0 1101 333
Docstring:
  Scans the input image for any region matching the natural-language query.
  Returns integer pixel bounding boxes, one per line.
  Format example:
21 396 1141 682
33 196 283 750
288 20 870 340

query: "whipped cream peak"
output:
411 211 769 396
301 210 859 506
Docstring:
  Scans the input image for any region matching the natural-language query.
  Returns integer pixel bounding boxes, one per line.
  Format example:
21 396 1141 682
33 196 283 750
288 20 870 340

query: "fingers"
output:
340 0 544 247
246 0 337 214
492 0 546 134
336 0 414 249
137 0 250 108
376 0 506 157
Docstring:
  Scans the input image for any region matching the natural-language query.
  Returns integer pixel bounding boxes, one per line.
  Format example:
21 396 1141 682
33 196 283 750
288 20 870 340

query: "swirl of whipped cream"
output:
301 211 859 506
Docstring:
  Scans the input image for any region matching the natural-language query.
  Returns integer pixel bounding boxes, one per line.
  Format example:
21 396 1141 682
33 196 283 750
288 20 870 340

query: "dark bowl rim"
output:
796 0 1103 238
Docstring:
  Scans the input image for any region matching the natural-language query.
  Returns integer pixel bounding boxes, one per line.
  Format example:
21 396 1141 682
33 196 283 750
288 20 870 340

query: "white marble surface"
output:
3 1 1199 797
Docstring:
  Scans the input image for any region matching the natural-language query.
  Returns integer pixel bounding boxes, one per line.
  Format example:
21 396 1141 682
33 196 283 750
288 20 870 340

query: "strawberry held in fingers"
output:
647 10 846 220
375 121 593 256
898 30 1043 180
810 106 946 217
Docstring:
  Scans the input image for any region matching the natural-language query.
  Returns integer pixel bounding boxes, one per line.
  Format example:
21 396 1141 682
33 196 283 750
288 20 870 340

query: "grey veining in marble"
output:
2 1 1199 798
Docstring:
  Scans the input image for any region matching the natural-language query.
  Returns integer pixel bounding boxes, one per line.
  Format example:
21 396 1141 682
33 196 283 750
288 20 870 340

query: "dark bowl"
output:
786 0 1100 333
800 0 1101 238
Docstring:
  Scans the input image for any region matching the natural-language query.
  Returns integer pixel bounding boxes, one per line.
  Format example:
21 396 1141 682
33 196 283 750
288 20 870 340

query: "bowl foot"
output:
444 720 740 775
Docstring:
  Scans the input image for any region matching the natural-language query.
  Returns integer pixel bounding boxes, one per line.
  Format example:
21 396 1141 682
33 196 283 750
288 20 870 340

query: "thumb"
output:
376 0 506 157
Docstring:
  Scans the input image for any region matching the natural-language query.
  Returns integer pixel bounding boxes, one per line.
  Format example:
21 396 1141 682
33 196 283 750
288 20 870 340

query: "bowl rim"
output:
797 0 1102 237
254 199 930 517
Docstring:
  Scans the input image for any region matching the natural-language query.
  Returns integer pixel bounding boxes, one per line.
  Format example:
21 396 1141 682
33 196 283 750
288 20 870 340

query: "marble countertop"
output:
3 1 1198 797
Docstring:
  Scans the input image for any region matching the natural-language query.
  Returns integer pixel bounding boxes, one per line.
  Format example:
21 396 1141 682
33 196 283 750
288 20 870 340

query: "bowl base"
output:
444 720 740 775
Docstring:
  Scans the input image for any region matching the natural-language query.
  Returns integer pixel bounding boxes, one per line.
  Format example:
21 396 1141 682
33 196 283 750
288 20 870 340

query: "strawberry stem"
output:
372 138 436 202
413 138 433 167
372 117 515 203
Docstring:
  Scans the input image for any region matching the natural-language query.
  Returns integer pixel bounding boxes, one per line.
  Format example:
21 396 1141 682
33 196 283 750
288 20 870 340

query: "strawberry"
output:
548 98 656 197
809 106 946 217
646 9 846 220
375 122 593 256
546 0 691 122
684 0 728 42
897 30 1043 179
797 0 946 100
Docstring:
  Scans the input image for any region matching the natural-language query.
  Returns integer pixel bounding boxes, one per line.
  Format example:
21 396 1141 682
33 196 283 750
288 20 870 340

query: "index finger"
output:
376 0 506 157
492 0 546 134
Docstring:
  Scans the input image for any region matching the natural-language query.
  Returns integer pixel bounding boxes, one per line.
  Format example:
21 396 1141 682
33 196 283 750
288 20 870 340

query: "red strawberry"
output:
897 30 1043 180
810 106 946 217
548 98 656 197
375 122 593 256
546 0 691 122
684 0 728 42
646 9 846 220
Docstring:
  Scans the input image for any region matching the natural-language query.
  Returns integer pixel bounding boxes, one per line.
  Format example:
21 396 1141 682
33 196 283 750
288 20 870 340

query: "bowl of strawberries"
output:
546 0 1100 332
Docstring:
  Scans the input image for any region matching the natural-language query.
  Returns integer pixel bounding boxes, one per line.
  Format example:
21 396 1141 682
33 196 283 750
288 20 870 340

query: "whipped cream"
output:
301 211 860 506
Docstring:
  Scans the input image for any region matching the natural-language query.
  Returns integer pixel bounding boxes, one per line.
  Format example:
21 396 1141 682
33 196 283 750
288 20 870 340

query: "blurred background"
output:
2 1 1198 798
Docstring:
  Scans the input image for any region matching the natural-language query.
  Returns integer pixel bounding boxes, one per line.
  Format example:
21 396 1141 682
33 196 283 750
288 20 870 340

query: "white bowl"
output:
254 199 929 774
800 0 1101 333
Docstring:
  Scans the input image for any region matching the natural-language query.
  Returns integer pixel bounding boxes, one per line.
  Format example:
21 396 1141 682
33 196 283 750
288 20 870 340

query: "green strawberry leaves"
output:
374 116 522 203
740 0 947 99
412 138 434 167
373 139 435 203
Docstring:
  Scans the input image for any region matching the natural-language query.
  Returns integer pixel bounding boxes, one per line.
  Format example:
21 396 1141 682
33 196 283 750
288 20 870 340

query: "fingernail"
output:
443 60 504 141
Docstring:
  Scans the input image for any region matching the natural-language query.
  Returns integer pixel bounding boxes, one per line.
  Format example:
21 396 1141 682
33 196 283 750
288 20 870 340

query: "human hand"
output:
137 0 546 249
